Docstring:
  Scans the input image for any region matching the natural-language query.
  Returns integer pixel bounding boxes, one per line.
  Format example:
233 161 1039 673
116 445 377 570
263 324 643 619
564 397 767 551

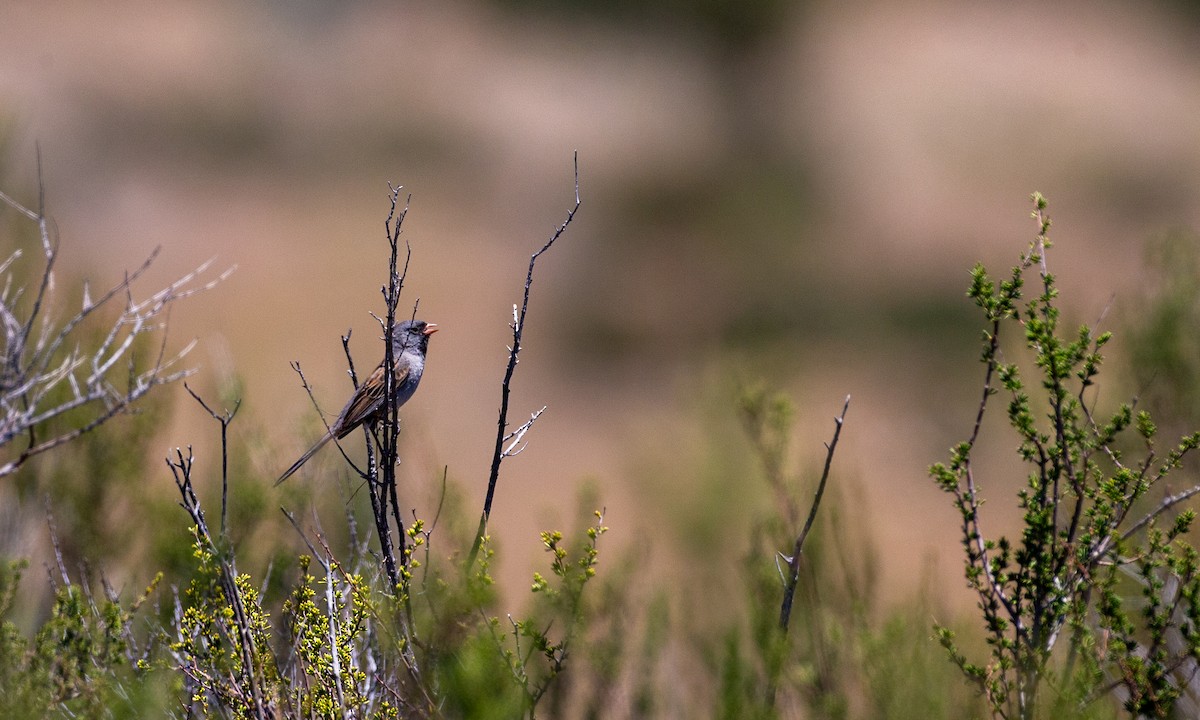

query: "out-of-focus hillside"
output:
3 0 1200 608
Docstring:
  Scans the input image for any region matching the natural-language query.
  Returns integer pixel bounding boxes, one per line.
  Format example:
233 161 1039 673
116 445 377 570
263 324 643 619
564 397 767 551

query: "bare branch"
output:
501 406 547 458
468 152 580 567
0 173 230 478
778 395 850 634
184 383 241 538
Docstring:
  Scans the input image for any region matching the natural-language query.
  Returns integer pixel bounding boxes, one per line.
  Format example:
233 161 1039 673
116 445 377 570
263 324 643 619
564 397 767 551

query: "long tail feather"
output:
275 432 334 486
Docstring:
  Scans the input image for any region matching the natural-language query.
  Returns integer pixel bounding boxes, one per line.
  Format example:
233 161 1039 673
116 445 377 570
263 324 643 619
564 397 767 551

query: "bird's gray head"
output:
394 319 438 354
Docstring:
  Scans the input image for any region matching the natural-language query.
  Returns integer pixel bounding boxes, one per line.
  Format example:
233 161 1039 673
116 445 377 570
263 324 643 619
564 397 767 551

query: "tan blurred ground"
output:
3 0 1200 609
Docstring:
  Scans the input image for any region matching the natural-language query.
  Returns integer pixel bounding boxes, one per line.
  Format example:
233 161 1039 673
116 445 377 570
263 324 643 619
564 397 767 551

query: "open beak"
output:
423 323 439 336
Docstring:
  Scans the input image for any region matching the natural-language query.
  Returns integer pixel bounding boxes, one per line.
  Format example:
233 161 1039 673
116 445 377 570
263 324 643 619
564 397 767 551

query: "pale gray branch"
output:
0 180 231 477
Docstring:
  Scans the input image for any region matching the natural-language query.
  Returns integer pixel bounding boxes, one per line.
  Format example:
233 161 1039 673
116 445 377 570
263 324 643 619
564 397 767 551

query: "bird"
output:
276 319 438 485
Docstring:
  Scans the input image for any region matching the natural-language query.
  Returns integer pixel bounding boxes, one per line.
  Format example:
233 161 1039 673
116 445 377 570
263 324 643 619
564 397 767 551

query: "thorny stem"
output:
778 395 851 634
767 396 850 709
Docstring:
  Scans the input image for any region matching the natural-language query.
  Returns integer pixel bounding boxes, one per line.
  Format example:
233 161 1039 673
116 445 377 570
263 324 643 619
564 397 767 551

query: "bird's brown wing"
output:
334 360 411 439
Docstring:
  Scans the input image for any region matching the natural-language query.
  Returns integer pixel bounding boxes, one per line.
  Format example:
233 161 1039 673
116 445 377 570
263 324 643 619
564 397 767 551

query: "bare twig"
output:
778 395 850 633
280 507 324 560
366 184 413 594
287 357 367 480
184 383 241 537
503 406 547 458
1122 480 1200 542
44 501 71 589
468 152 580 567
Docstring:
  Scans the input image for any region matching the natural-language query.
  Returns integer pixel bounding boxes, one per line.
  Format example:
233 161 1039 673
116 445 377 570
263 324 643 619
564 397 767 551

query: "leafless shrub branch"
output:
468 152 580 567
0 167 232 478
778 395 850 634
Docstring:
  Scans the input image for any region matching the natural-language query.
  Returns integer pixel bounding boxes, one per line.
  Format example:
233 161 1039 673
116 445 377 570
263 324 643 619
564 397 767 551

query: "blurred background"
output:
3 0 1200 653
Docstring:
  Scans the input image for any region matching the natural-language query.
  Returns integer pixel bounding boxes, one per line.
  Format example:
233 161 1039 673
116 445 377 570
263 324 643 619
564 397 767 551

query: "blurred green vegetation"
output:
1125 228 1200 429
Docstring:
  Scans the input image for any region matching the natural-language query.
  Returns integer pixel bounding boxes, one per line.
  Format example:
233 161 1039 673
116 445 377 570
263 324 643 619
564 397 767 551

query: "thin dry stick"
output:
467 153 580 568
184 383 241 537
370 184 413 593
287 357 369 479
766 396 850 710
778 395 850 633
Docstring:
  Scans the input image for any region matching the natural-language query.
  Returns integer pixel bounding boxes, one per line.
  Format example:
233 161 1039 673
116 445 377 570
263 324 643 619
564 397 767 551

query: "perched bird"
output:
276 319 438 485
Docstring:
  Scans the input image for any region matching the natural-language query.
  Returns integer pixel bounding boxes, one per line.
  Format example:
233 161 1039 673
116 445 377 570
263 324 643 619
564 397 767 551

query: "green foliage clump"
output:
162 459 612 719
0 558 171 718
933 193 1200 719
